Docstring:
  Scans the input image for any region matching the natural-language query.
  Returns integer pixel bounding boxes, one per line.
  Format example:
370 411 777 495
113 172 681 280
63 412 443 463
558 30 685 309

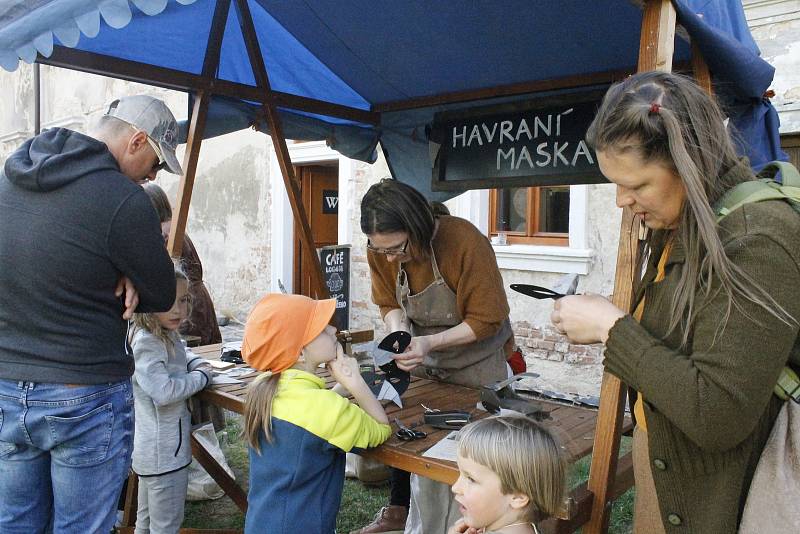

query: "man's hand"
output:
115 276 139 320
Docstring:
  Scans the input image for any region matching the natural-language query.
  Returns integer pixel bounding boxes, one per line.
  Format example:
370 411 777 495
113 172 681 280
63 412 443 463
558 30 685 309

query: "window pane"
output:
539 186 569 233
494 188 528 232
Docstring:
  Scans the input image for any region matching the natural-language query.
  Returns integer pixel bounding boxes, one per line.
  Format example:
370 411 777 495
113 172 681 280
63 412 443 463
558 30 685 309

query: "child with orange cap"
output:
241 294 391 534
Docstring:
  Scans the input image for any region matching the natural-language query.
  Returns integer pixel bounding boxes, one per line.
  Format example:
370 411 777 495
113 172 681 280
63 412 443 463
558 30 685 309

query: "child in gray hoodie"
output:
131 263 212 534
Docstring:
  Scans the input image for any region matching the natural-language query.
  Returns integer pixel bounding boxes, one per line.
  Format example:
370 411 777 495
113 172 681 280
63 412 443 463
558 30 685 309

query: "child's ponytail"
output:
243 371 282 452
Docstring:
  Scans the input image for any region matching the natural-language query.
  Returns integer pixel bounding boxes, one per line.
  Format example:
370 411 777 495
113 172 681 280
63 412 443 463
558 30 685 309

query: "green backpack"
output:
714 161 800 403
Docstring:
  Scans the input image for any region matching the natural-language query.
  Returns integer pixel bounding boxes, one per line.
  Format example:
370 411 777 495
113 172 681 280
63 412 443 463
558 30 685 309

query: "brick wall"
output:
512 321 603 366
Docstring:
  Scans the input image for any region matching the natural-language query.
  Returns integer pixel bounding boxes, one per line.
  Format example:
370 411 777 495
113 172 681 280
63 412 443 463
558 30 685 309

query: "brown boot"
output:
349 505 408 534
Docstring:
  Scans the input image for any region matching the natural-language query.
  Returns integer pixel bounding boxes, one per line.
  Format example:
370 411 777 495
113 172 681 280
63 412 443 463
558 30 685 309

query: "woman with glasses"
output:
353 179 513 534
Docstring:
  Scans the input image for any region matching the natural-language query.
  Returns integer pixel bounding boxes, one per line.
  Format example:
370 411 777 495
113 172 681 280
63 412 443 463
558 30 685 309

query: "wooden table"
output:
189 343 635 532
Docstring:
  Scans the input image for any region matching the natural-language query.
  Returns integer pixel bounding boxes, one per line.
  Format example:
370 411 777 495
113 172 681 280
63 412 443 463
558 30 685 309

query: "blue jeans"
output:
0 379 134 534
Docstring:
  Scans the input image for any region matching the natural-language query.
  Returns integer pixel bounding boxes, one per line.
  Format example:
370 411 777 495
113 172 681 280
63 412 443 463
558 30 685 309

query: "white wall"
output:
745 0 800 133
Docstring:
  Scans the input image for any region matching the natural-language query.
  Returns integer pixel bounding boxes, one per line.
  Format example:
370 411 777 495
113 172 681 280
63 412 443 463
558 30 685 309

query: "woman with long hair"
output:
551 71 800 533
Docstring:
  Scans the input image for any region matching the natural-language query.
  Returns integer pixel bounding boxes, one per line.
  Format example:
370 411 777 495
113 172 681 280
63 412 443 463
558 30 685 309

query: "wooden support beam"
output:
540 452 635 534
121 470 138 527
374 67 636 113
168 89 211 257
638 0 676 73
691 41 713 94
234 0 329 299
167 0 230 257
584 1 676 533
191 434 249 512
37 46 379 126
200 0 231 78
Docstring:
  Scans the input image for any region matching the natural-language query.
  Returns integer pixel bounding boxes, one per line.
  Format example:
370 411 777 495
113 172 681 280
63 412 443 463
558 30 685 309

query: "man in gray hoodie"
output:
0 95 180 534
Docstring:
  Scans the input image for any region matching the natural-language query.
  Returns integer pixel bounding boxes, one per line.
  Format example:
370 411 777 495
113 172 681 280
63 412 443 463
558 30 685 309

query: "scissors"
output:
394 418 426 441
509 284 565 300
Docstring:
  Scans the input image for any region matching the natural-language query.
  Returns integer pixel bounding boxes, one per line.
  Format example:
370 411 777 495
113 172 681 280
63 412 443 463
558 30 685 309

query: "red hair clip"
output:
649 102 661 114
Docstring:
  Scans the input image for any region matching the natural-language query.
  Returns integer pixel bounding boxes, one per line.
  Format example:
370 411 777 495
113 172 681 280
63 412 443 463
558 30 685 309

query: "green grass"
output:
567 436 634 534
338 480 391 533
183 417 634 533
181 415 393 533
182 417 247 530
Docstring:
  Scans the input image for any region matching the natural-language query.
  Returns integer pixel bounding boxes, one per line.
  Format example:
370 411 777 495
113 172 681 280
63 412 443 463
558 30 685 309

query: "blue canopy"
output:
0 0 784 199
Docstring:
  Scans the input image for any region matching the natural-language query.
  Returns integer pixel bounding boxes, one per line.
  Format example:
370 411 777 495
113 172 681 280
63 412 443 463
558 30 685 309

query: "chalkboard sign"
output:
319 244 350 331
430 91 608 191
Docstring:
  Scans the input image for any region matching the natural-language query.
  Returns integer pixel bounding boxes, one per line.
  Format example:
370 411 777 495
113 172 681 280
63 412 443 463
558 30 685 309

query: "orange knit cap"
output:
242 294 337 373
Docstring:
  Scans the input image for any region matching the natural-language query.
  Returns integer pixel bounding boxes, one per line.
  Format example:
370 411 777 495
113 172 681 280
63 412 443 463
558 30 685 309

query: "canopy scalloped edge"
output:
0 0 196 72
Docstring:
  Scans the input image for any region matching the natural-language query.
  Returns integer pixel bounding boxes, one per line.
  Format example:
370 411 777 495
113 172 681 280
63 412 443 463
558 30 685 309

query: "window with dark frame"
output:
489 186 570 246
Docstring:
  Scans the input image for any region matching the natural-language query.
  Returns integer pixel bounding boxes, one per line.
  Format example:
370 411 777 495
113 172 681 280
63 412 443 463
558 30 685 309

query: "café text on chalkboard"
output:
430 91 608 191
319 244 350 331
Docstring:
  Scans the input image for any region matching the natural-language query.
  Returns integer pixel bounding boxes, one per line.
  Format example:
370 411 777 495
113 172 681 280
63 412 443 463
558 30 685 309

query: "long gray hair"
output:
586 71 793 348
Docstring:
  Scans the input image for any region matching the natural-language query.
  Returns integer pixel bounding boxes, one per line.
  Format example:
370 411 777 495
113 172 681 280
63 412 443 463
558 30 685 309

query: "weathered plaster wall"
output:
156 130 273 321
745 0 800 133
349 155 393 335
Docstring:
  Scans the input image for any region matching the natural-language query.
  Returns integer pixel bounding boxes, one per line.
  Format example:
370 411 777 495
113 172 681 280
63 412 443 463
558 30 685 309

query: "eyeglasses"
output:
366 239 409 256
151 159 168 173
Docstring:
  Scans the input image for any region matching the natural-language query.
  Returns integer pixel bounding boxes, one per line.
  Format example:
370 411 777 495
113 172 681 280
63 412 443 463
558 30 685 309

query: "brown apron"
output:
398 249 511 534
395 248 510 389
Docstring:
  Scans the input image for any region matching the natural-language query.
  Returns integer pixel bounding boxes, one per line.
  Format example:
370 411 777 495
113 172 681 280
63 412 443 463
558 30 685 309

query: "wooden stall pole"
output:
692 41 713 94
168 90 210 257
233 0 330 299
168 0 231 257
583 1 676 533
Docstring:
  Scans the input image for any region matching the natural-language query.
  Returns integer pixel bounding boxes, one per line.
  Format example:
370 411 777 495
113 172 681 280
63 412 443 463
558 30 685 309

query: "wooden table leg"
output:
121 470 138 527
190 434 248 513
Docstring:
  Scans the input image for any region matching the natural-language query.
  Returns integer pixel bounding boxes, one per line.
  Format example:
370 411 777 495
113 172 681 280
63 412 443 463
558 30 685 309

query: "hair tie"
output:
252 370 274 386
649 102 661 114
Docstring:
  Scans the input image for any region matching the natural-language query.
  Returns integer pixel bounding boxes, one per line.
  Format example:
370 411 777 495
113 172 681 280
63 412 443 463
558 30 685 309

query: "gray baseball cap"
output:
104 95 183 175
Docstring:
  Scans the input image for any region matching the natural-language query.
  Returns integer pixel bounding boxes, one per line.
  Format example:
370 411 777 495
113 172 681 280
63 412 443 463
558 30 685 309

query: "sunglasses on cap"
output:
128 123 167 172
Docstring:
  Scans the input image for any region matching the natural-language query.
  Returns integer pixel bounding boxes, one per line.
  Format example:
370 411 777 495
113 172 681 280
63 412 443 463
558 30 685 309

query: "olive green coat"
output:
605 198 800 533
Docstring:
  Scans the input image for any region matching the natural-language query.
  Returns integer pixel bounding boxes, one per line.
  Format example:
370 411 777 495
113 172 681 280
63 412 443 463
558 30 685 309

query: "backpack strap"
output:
775 366 800 403
713 161 800 405
714 179 799 221
758 160 800 188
